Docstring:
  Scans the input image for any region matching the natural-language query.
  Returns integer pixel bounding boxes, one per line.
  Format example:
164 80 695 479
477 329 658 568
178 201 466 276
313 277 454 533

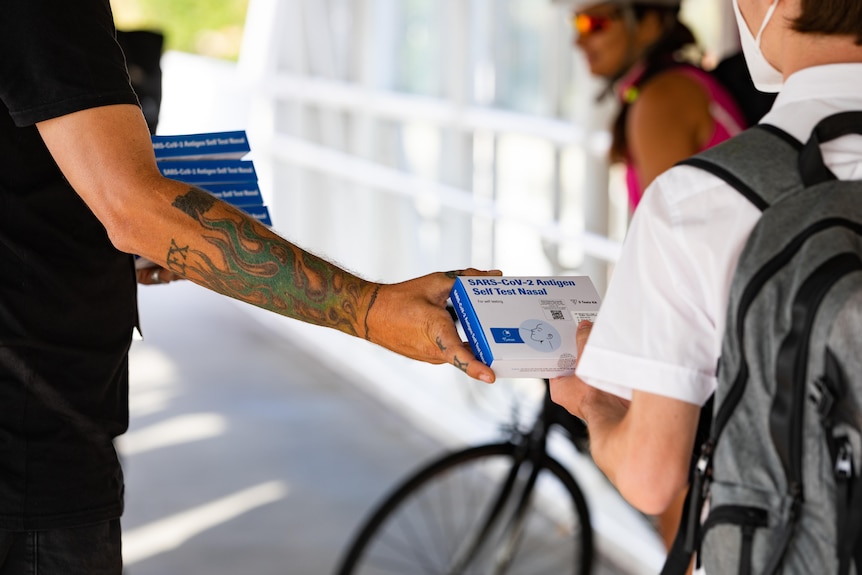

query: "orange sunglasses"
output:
571 12 617 36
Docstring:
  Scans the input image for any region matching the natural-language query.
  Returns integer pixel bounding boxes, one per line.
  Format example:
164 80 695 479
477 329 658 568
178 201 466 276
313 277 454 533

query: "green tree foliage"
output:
113 0 249 60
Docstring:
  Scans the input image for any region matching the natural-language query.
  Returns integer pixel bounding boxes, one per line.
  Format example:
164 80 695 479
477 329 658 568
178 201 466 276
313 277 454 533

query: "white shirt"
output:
576 63 862 406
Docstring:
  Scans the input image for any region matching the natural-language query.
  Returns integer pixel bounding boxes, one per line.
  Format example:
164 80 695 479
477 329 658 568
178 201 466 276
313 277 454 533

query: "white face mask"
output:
732 0 783 93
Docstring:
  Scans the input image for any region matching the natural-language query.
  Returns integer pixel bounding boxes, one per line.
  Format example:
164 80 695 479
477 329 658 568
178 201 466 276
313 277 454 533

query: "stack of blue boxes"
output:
152 130 272 226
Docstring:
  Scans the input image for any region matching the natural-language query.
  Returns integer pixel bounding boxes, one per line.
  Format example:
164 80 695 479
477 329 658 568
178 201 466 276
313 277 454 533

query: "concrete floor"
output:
121 280 638 574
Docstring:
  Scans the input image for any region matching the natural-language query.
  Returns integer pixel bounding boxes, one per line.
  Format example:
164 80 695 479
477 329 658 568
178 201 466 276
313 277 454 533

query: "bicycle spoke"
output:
370 498 447 572
337 443 592 575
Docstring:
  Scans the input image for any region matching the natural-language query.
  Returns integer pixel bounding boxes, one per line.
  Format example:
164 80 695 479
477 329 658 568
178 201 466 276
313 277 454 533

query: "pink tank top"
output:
623 65 747 211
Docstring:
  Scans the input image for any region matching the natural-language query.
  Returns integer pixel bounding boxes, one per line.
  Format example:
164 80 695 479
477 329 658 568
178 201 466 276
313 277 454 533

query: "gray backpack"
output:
662 112 862 575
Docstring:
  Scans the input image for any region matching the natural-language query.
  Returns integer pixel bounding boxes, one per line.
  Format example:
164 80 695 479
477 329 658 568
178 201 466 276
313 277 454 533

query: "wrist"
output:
361 282 383 342
363 284 380 341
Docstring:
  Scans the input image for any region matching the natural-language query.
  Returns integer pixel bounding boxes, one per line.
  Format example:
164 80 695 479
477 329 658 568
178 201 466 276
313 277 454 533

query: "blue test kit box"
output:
450 276 600 378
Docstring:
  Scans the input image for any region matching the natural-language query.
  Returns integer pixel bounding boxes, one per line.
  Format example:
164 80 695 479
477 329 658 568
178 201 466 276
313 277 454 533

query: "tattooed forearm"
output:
167 187 372 335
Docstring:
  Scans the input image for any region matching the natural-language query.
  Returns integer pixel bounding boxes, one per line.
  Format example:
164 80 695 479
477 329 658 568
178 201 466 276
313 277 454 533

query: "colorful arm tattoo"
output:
168 187 372 336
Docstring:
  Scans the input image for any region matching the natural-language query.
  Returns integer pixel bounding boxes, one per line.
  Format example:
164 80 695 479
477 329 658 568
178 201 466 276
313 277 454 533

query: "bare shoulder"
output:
631 67 710 123
625 67 714 187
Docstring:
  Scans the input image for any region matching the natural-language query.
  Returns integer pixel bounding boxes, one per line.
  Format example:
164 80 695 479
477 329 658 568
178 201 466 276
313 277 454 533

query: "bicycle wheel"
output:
336 442 593 575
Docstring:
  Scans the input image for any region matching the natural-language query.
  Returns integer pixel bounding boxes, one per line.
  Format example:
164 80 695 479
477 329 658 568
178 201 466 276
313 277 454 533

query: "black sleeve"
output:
1 0 139 127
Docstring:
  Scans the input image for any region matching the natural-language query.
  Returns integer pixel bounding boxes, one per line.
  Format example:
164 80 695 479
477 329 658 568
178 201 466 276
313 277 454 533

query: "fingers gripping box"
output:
450 276 600 378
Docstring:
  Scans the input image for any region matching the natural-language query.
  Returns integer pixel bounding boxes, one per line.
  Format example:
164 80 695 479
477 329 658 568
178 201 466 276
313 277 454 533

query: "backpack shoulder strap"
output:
799 110 862 186
678 124 802 211
660 396 714 575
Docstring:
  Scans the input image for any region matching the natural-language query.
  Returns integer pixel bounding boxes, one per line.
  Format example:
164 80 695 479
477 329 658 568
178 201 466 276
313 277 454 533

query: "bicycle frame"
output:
444 379 589 574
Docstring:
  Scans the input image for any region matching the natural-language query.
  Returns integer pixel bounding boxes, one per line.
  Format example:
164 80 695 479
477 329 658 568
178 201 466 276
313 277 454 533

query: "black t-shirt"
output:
0 0 141 529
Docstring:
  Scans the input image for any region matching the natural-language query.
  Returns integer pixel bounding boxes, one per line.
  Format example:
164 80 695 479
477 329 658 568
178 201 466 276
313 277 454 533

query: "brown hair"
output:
792 0 862 45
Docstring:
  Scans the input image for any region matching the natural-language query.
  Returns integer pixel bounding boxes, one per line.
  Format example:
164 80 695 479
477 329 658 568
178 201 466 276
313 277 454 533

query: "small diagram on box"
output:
519 320 562 352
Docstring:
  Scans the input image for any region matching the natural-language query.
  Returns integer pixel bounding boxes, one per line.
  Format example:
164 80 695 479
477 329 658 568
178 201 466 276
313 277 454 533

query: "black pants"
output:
0 520 122 575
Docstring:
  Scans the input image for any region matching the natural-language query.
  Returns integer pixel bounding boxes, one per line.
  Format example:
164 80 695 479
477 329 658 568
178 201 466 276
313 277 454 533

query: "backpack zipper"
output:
712 218 862 444
762 251 862 574
774 251 862 494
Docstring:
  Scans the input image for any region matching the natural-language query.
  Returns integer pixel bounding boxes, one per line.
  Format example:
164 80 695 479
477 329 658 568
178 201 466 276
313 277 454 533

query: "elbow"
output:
90 175 167 255
612 454 690 516
619 480 688 517
100 208 141 255
94 198 153 256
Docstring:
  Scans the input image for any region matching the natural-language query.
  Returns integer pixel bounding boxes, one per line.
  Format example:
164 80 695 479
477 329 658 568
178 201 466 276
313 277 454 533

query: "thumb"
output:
445 338 496 384
576 320 593 359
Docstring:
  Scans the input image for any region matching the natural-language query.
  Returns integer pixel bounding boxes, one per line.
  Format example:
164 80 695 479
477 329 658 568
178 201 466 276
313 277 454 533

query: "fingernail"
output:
480 374 494 384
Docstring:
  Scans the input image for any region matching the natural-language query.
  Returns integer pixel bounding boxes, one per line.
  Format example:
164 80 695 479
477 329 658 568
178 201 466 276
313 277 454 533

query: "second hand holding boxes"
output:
450 276 600 379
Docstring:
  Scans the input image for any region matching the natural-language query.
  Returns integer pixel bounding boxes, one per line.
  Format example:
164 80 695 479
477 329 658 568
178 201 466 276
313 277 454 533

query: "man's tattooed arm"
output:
167 187 375 336
164 187 495 382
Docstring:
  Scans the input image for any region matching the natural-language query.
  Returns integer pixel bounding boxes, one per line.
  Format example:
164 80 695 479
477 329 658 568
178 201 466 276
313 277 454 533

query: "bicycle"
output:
334 378 595 575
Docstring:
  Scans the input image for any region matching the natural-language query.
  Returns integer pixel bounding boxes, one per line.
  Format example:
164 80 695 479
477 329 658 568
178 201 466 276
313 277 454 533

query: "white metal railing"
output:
264 73 607 151
266 126 622 264
250 71 622 285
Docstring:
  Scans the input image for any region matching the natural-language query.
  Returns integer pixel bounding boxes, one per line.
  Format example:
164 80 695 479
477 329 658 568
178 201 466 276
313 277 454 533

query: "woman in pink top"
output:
571 0 747 213
566 0 747 559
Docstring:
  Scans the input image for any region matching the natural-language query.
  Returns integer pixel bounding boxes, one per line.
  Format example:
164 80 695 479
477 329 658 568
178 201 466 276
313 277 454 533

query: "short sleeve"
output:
575 165 760 406
0 0 139 126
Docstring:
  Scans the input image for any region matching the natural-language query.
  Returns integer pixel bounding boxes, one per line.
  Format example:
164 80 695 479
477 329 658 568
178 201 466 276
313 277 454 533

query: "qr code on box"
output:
541 300 570 322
